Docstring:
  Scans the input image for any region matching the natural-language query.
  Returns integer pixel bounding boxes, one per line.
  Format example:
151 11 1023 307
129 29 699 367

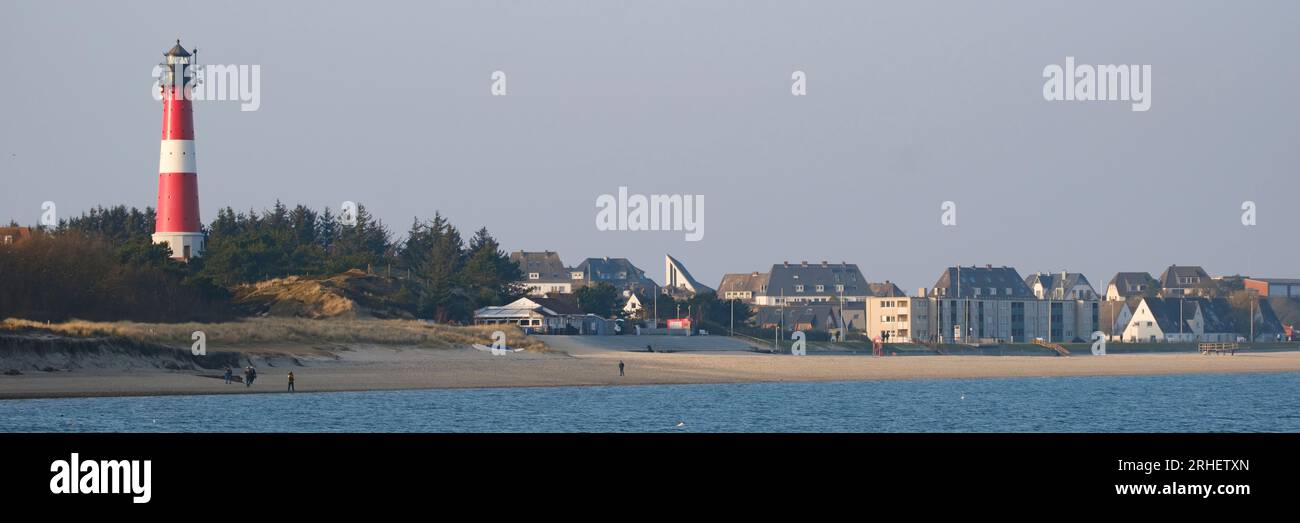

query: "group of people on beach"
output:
221 365 296 392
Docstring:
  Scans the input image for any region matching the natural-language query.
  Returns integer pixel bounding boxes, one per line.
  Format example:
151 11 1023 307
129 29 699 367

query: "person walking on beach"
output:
287 371 295 392
619 360 625 377
243 366 252 387
223 366 233 384
249 366 257 386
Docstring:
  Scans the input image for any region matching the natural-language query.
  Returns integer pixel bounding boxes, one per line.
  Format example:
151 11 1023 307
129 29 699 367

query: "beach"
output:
3 339 1300 399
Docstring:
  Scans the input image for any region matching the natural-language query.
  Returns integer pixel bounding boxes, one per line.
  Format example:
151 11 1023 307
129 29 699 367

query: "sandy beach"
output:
3 340 1300 399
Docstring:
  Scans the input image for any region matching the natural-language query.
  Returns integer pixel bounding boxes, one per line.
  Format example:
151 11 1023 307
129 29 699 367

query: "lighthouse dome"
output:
165 39 192 57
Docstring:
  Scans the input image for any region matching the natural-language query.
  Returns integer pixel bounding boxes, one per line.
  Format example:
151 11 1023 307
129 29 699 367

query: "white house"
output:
1121 297 1237 343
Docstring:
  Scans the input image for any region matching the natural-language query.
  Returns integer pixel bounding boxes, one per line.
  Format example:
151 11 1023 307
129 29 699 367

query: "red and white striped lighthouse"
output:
151 39 204 260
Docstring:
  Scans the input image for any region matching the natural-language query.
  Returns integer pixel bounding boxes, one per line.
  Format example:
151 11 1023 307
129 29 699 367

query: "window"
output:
816 285 825 292
795 285 804 292
529 273 540 280
571 272 584 280
835 284 844 292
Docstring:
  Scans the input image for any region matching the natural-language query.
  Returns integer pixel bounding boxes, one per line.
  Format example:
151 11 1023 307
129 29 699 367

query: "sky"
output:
2 0 1297 293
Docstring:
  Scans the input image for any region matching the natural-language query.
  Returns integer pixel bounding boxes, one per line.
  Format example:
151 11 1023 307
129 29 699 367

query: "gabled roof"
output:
1196 298 1237 334
1266 297 1300 327
931 266 1032 298
1159 265 1213 289
528 295 582 316
1136 297 1199 334
1107 272 1156 296
476 296 584 318
1098 297 1142 335
718 272 769 294
511 250 571 283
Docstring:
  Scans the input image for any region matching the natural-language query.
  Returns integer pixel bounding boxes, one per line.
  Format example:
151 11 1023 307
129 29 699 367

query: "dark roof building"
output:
1141 297 1201 334
755 303 841 333
1024 272 1099 300
718 271 770 302
529 295 582 316
759 261 871 304
512 251 569 282
573 257 658 295
1158 265 1216 297
929 265 1033 299
511 250 579 296
1106 272 1158 300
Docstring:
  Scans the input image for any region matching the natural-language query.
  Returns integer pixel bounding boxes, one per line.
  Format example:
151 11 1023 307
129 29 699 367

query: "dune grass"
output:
0 317 547 352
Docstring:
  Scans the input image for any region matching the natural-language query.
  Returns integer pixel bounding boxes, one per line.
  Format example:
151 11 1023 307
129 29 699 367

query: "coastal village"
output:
476 250 1300 349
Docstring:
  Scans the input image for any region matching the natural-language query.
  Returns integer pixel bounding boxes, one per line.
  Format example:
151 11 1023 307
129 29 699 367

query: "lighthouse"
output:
152 39 204 260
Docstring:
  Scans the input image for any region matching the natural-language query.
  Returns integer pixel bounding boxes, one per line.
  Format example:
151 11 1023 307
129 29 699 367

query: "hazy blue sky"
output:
3 1 1297 293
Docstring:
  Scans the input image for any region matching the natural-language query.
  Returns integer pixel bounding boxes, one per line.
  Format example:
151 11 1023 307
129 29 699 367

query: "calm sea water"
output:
3 372 1299 432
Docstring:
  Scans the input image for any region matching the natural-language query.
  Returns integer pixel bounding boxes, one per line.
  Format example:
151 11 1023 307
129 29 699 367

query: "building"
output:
1120 297 1237 343
1098 298 1140 341
1157 265 1216 297
511 252 661 298
717 271 769 302
924 265 1098 343
1244 278 1300 298
755 303 842 336
1025 272 1099 300
663 254 713 297
511 250 575 296
753 261 871 306
837 301 869 334
1245 298 1287 341
622 293 646 317
0 226 33 245
1105 272 1158 301
152 40 204 260
473 296 581 333
865 295 931 342
572 257 658 297
473 295 615 335
931 265 1035 299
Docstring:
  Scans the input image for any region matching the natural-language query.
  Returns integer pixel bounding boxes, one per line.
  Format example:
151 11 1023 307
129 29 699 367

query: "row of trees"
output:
1 203 525 323
0 230 230 322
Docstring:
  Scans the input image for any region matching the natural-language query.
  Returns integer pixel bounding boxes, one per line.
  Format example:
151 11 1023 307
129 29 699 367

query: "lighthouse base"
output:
152 231 205 260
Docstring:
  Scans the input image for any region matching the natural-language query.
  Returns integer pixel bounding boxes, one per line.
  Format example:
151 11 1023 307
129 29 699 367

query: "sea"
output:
2 372 1298 432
